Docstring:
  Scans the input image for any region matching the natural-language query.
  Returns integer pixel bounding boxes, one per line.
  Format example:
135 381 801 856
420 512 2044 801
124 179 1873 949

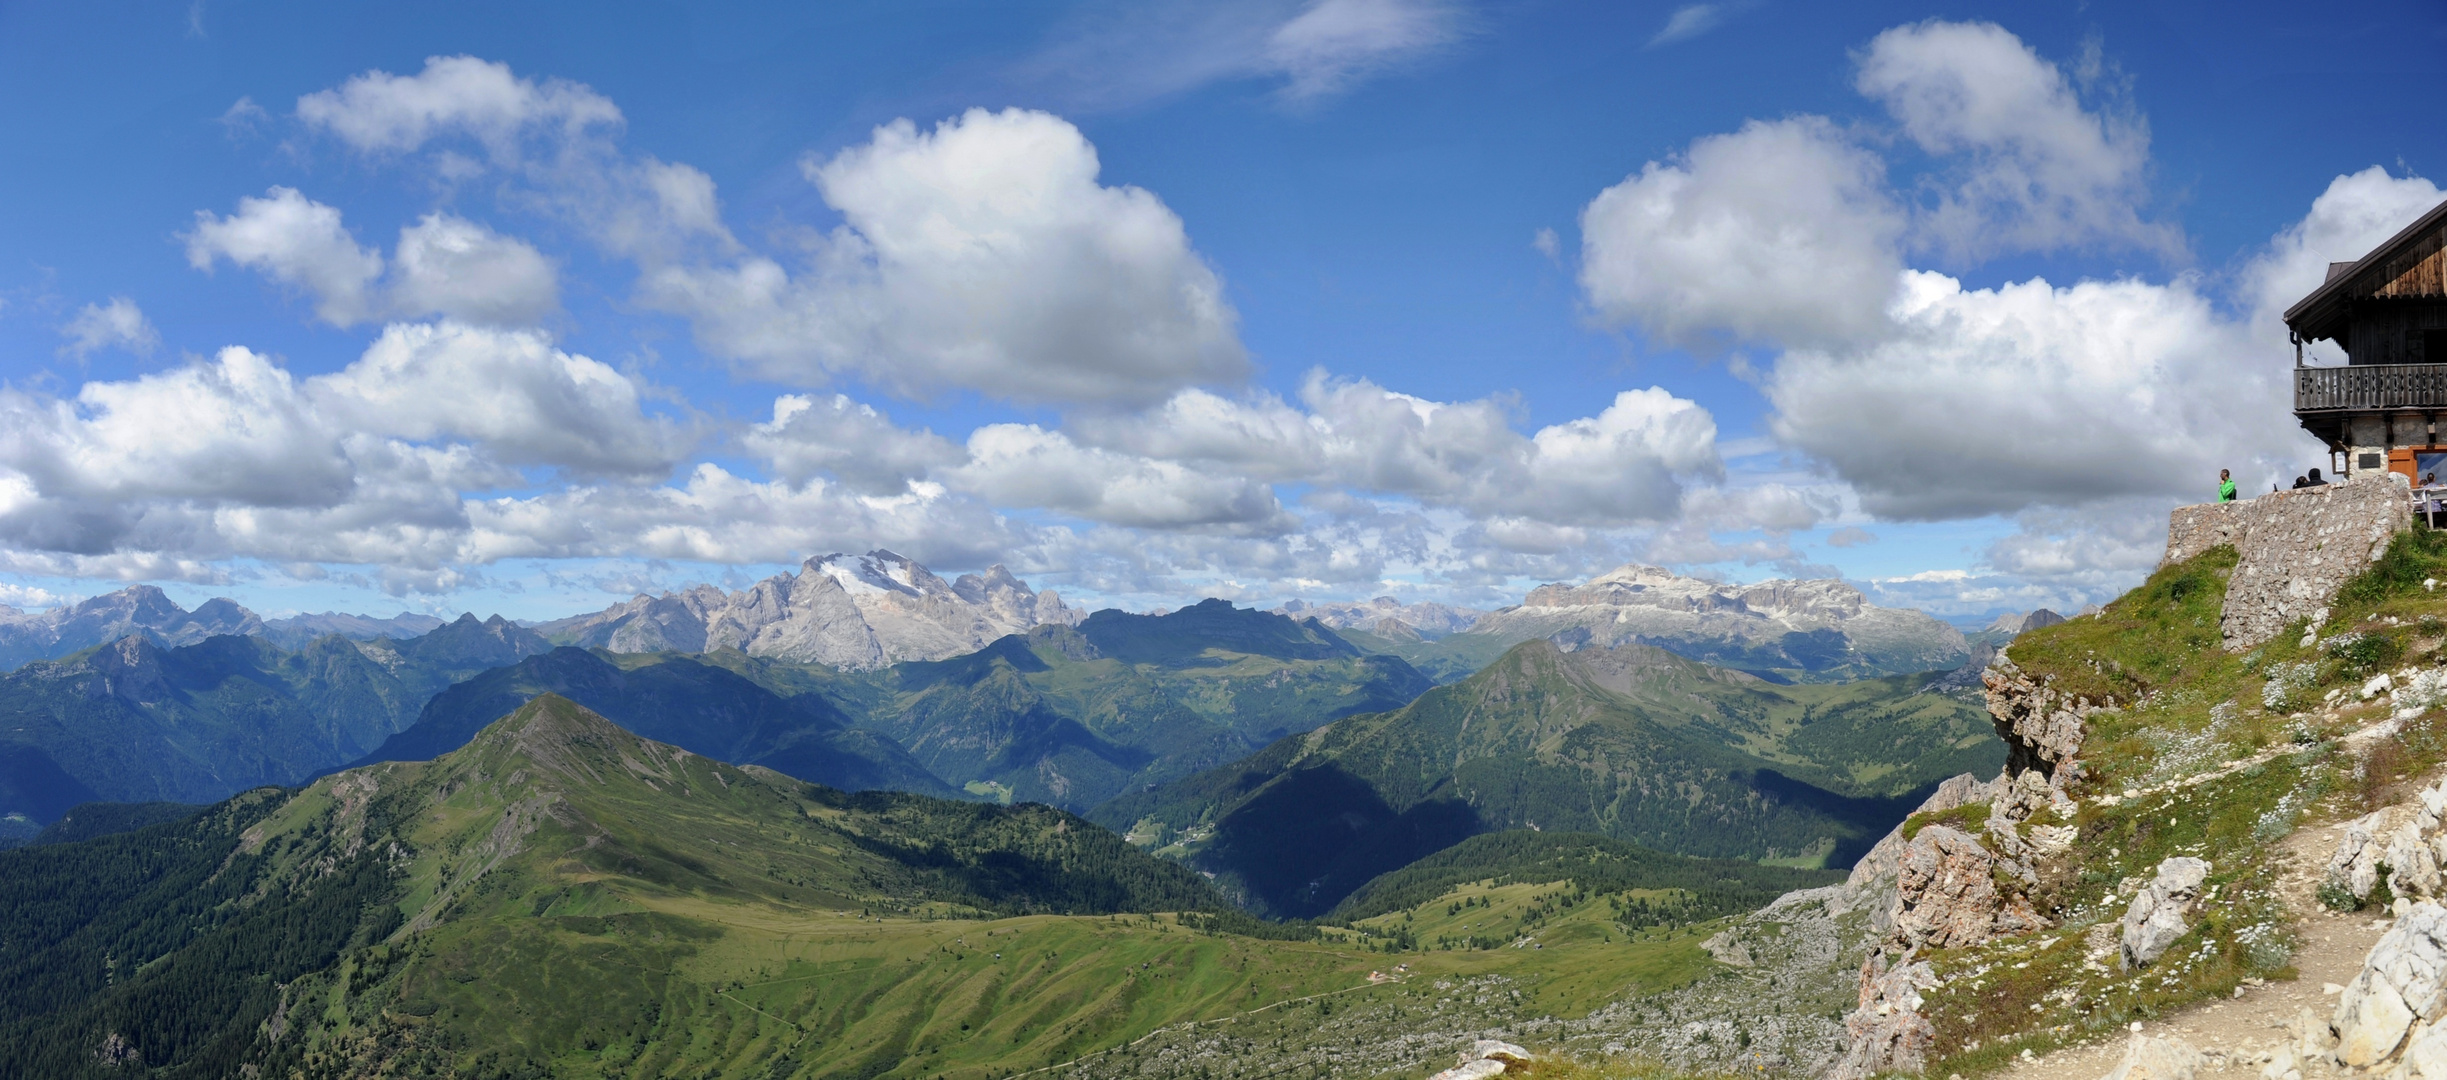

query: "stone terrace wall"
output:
2157 474 2413 650
2163 501 2249 566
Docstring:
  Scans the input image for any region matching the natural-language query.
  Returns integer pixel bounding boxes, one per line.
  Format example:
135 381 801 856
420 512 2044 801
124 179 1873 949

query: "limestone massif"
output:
1453 563 1969 679
1273 596 1486 638
537 549 1082 670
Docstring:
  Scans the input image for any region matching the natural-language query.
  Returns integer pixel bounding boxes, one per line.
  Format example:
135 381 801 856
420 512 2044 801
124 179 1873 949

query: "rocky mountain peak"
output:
540 551 1082 671
0 584 267 672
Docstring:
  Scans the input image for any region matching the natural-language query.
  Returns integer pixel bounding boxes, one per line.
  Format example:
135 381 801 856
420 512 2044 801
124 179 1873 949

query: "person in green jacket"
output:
2219 469 2238 502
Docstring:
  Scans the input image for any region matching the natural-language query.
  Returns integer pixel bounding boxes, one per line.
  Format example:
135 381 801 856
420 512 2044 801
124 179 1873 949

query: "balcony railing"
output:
2296 363 2447 412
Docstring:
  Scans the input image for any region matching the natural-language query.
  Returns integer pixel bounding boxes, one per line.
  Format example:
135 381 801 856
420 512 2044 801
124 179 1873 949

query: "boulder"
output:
1461 1041 1531 1064
1425 1061 1505 1080
2098 1032 2203 1080
2121 857 2212 969
2333 901 2447 1067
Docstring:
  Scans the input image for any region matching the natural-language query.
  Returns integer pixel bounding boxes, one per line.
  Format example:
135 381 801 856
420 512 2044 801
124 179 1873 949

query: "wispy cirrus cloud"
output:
1647 2 1754 48
1012 0 1468 109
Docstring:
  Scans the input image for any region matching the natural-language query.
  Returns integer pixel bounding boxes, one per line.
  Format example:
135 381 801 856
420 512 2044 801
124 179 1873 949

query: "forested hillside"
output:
1096 638 1997 916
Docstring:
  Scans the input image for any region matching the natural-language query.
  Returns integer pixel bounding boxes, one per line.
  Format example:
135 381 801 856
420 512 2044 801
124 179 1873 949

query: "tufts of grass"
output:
2005 546 2237 706
2335 526 2447 610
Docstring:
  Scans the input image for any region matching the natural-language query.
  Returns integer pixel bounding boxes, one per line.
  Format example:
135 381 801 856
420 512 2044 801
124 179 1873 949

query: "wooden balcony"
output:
2296 363 2447 413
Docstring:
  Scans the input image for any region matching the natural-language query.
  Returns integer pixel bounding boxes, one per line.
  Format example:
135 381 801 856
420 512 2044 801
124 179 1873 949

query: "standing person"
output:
2307 468 2329 487
2218 469 2237 502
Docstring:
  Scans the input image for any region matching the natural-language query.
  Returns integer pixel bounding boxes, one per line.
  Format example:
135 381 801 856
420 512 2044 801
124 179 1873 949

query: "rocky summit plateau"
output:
535 549 1082 670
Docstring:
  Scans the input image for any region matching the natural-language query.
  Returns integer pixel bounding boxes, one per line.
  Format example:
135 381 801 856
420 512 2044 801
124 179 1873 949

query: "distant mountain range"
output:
0 614 551 811
345 646 955 797
1093 637 1998 917
1272 597 1485 638
1337 563 1969 683
536 549 1082 670
0 585 459 672
0 586 262 671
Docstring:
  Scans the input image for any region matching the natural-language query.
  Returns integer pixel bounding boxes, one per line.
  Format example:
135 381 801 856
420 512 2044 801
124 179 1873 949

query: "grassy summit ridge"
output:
0 692 1786 1079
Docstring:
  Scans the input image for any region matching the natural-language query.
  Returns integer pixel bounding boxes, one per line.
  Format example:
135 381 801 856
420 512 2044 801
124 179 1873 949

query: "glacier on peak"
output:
538 550 1082 670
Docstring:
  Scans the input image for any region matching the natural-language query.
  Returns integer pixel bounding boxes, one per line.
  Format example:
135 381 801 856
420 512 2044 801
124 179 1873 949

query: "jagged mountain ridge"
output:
0 584 476 671
537 549 1082 671
0 614 552 813
0 585 261 672
812 600 1435 813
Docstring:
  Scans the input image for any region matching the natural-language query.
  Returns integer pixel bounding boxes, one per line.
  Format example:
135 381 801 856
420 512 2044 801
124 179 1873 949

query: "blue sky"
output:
0 0 2440 625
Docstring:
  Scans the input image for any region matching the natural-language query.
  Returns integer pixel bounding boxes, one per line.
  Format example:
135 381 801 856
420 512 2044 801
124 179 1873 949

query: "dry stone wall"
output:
2157 474 2412 650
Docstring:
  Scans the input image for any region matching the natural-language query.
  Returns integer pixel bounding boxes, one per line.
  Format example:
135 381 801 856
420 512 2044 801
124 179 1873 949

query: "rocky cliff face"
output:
541 550 1082 670
1454 563 1967 678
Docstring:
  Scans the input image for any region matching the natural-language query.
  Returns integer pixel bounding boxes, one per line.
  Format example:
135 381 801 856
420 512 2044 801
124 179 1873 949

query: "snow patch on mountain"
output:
540 550 1082 670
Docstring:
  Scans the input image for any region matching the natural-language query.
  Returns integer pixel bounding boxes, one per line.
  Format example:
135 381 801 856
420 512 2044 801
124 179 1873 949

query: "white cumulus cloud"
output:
948 425 1292 532
311 322 685 480
1578 117 1906 348
185 187 385 326
295 54 621 159
187 190 556 327
1765 269 2299 519
642 107 1246 405
388 214 560 326
744 394 963 495
59 297 160 359
1855 20 2178 261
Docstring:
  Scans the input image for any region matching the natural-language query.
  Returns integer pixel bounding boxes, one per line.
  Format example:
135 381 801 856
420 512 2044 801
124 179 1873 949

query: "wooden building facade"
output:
2289 197 2447 481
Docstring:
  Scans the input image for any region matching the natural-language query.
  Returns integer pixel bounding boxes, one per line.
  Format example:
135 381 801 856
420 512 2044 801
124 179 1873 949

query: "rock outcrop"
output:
2326 777 2447 905
539 550 1083 670
2163 473 2412 650
2331 901 2447 1068
1889 825 2049 951
1828 952 1939 1080
2120 857 2213 969
1982 651 2097 782
1449 563 1967 677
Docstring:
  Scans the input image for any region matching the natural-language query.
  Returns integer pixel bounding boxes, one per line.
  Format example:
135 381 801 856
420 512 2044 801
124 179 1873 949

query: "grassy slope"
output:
0 694 1743 1079
1093 639 1995 916
1879 534 2447 1076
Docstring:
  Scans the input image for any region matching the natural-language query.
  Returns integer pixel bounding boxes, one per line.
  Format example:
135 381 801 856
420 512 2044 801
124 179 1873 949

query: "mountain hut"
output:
2289 196 2447 483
